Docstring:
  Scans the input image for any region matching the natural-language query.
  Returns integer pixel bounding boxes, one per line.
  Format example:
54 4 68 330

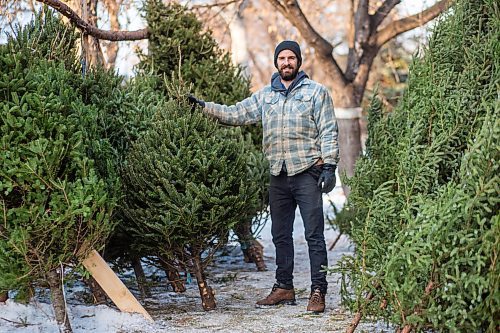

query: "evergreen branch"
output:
24 163 52 191
346 283 379 333
1 199 6 235
401 281 436 333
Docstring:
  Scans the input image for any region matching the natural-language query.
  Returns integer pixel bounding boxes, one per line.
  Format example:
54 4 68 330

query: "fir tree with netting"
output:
330 0 499 331
0 10 115 332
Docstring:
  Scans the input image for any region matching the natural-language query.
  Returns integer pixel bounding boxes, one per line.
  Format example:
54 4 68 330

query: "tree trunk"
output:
83 0 105 68
166 269 186 293
333 84 364 197
234 219 267 271
63 0 104 68
131 256 151 298
219 0 250 78
192 255 216 311
0 290 8 302
337 117 362 194
47 268 72 333
83 276 107 304
102 0 120 69
159 257 186 293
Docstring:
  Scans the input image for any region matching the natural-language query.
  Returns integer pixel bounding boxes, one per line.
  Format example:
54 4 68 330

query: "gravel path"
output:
130 191 388 333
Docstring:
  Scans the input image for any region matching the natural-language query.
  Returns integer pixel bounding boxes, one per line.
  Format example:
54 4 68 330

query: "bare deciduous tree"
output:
101 0 122 69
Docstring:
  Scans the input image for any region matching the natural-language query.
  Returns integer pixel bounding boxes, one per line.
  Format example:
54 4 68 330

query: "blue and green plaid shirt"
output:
204 72 339 176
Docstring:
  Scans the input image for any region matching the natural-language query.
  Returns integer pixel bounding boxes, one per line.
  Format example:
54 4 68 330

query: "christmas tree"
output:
332 0 499 331
137 0 269 270
122 100 262 310
0 10 115 332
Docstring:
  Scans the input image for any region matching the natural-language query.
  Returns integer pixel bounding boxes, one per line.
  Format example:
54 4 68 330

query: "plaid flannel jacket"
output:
203 77 339 176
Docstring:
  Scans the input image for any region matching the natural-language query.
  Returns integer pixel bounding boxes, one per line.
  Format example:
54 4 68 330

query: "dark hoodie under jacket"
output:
271 70 309 96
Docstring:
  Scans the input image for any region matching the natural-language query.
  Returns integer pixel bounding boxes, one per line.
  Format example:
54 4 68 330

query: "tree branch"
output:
354 0 370 40
345 0 370 81
192 0 242 10
371 0 401 30
347 0 355 49
266 0 347 84
266 0 287 13
373 0 453 47
36 0 148 41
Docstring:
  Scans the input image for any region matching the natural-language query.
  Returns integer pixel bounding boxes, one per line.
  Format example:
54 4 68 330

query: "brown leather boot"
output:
256 284 296 307
307 288 326 313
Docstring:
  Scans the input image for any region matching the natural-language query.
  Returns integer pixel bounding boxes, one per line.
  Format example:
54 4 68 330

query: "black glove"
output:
187 95 205 109
317 163 336 193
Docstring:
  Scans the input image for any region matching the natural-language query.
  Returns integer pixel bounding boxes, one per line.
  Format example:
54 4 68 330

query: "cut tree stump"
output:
47 269 72 333
193 256 216 311
82 250 153 322
158 257 186 293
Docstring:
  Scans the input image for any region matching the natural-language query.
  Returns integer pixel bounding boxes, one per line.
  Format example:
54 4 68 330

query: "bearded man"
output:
188 40 339 313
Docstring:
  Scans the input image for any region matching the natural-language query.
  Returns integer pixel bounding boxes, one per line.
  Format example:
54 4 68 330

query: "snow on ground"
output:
0 185 391 333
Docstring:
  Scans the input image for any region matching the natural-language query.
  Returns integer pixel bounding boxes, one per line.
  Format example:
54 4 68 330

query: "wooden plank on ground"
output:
82 249 153 322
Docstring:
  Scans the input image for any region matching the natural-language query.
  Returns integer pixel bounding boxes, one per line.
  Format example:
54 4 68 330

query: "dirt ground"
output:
129 207 390 333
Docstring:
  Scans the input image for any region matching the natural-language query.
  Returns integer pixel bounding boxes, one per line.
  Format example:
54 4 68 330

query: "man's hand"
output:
187 95 205 109
317 164 336 193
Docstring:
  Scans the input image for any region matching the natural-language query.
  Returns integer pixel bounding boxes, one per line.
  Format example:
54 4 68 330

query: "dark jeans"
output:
269 165 328 293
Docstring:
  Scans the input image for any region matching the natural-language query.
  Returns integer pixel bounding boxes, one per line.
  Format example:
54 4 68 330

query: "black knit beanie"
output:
274 40 302 69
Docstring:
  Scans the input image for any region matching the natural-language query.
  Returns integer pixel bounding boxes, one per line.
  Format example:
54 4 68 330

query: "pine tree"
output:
137 0 269 269
140 1 250 105
0 10 115 332
331 0 499 331
80 72 170 269
122 100 261 310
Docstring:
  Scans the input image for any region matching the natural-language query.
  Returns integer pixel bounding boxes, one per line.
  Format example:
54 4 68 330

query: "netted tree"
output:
0 11 115 332
122 98 262 310
330 0 499 332
138 0 269 271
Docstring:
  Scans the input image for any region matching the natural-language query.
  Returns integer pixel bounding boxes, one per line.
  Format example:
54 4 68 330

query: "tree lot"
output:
0 3 268 331
9 0 452 194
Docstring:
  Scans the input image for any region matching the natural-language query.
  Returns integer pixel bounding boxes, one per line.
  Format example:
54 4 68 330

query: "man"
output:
188 40 339 313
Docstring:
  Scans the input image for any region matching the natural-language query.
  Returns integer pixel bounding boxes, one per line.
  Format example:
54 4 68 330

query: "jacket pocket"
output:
293 92 314 117
264 93 280 114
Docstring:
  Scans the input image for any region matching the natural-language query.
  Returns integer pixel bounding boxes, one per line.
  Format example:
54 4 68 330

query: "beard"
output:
279 65 299 81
